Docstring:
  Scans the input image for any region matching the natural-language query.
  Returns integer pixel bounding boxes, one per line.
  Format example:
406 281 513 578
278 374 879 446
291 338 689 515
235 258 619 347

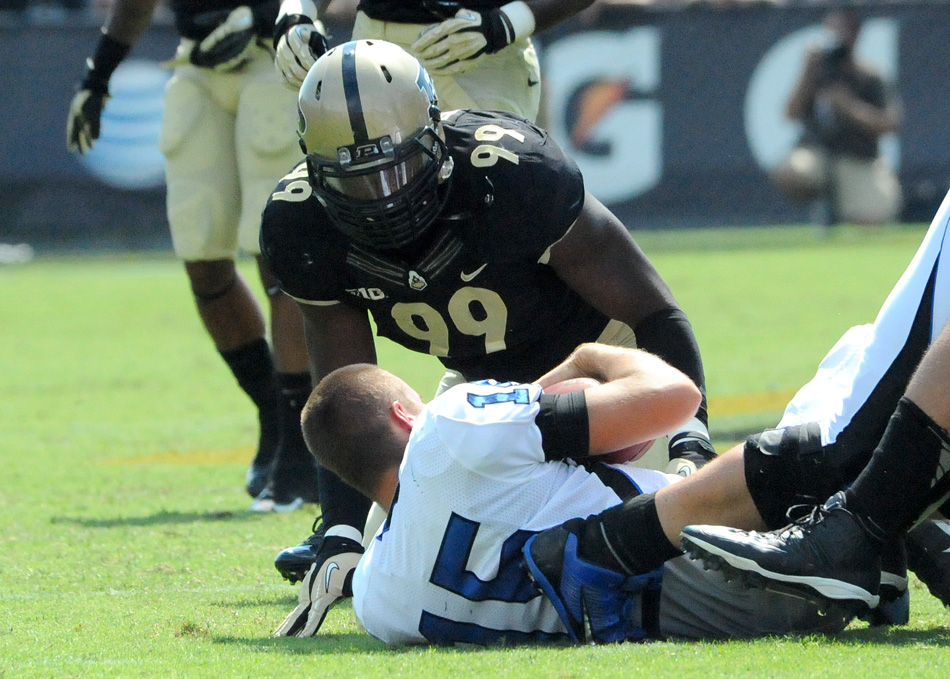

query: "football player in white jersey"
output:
276 344 855 643
524 188 950 637
263 40 716 588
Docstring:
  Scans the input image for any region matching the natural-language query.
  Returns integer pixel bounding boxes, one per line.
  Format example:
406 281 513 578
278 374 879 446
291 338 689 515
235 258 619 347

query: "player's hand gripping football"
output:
66 86 108 154
411 0 526 75
274 537 363 637
189 5 258 71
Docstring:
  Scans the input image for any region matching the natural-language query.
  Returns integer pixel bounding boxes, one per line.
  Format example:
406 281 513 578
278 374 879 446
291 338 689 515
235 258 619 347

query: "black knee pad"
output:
743 422 845 529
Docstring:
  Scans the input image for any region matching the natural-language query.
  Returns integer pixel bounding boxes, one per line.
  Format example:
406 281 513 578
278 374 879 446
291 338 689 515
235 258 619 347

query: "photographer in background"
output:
771 8 903 226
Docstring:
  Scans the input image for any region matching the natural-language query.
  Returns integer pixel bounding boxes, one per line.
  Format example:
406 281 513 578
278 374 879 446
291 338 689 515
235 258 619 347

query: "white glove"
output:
190 5 258 72
411 0 534 76
274 537 363 637
275 20 327 88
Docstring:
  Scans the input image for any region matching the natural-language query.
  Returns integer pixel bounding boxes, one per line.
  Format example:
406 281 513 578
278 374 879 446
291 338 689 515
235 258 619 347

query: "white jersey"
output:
351 380 676 645
779 189 950 446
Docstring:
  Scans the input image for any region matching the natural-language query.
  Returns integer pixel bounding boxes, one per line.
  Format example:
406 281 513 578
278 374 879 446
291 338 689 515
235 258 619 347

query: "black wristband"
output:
483 8 515 54
81 32 131 94
634 307 707 424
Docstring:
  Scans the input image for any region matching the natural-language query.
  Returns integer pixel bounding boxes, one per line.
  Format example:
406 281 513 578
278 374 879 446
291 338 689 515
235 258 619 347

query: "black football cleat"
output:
681 492 881 612
522 519 660 644
249 458 320 513
906 519 950 607
245 417 280 498
244 460 273 499
275 516 327 584
860 538 909 627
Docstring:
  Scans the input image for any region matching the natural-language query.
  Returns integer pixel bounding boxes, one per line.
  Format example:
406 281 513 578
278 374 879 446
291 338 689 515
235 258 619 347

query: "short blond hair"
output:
302 364 411 499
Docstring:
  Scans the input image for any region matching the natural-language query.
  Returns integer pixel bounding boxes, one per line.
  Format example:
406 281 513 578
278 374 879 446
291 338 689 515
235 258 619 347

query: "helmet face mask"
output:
297 40 452 251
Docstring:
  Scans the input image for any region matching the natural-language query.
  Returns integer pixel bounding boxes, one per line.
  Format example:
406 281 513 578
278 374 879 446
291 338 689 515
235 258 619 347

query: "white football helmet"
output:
297 40 452 250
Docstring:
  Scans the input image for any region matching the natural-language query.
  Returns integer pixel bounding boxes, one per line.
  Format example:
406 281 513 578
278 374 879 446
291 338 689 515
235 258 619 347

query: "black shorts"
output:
743 422 856 529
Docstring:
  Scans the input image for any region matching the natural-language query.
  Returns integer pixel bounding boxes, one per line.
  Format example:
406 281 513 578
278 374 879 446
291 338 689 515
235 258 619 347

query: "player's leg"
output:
160 63 284 498
523 445 754 588
249 256 321 511
680 192 950 607
230 52 321 512
521 452 759 642
657 555 853 640
682 319 950 610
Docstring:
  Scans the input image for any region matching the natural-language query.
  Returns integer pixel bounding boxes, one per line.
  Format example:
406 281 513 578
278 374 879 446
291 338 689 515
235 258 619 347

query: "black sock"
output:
578 494 681 575
220 338 280 464
318 465 372 533
274 371 313 469
846 397 950 543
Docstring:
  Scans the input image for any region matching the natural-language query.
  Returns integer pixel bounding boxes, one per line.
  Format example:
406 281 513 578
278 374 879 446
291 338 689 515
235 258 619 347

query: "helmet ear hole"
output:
380 66 393 83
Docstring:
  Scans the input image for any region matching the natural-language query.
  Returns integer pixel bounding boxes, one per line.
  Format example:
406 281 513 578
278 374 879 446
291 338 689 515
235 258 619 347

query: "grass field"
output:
4 223 950 678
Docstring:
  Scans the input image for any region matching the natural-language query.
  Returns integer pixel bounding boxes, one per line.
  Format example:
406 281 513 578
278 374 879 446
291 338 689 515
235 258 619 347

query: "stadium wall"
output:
2 2 948 252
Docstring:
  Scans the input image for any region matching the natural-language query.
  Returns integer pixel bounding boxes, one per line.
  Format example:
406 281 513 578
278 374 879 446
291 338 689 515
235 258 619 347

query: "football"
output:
543 377 655 463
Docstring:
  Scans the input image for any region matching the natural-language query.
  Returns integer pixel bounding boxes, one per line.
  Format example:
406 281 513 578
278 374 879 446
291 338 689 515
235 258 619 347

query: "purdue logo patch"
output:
408 270 427 290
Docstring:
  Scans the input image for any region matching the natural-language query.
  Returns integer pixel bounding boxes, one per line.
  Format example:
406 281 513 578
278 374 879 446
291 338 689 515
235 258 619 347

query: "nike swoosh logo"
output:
324 562 339 591
460 263 487 282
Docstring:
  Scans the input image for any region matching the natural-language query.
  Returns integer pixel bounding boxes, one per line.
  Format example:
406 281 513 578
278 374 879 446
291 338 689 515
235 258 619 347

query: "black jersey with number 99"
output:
260 110 612 383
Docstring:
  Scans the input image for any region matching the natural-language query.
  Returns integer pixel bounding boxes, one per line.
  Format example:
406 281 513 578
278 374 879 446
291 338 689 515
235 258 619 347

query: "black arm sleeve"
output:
634 307 708 426
536 391 589 461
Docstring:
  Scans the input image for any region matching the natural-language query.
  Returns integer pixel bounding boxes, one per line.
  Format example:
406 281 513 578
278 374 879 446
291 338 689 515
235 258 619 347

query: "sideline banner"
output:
2 3 948 249
537 2 950 227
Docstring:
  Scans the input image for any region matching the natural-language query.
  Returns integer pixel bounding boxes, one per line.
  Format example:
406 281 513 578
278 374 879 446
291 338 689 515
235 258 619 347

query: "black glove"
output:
66 87 108 154
66 33 130 154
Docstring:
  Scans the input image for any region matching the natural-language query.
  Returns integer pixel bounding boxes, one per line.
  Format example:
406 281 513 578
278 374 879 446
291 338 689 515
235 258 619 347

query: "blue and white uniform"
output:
353 380 850 644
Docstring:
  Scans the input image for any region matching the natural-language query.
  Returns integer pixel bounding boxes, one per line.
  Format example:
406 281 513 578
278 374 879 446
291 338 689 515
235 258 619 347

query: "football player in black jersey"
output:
272 0 597 123
259 40 716 586
66 0 321 512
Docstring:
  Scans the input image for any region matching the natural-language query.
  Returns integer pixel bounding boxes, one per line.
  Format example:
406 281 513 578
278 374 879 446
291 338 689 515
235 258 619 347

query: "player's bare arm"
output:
101 0 161 42
297 301 378 383
545 193 680 328
545 192 713 470
537 343 701 455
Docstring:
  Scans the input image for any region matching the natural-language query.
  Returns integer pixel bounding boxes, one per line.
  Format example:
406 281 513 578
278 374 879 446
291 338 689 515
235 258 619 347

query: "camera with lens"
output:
819 37 850 70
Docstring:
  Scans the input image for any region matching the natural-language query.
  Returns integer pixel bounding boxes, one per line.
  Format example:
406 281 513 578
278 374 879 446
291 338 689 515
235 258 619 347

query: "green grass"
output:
2 223 949 678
